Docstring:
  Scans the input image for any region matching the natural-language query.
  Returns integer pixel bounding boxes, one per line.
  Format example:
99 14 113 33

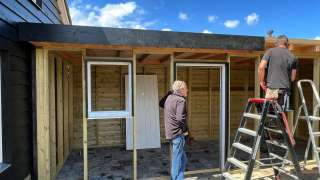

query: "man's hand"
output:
260 81 267 91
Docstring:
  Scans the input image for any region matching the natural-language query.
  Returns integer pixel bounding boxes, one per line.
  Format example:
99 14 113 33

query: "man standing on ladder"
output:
259 35 297 110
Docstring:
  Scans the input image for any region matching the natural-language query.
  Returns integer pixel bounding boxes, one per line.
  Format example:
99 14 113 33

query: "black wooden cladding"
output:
18 23 265 51
0 0 64 179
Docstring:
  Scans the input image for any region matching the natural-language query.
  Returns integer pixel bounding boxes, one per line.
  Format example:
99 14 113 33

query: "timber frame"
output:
25 22 320 180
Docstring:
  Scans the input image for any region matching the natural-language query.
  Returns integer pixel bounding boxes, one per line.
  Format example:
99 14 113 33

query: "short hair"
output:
171 80 186 94
276 35 289 47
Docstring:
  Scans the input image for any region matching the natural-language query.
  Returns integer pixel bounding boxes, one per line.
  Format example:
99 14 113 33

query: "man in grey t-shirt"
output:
258 35 297 108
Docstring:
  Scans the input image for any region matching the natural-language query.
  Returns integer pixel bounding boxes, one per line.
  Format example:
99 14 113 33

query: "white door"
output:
126 75 161 149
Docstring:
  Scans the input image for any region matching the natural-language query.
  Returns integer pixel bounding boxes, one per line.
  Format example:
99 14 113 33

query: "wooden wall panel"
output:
72 61 255 148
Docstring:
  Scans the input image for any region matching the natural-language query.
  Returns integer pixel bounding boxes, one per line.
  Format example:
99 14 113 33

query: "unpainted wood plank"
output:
48 54 57 179
36 48 51 180
56 57 64 167
68 65 74 150
63 61 69 159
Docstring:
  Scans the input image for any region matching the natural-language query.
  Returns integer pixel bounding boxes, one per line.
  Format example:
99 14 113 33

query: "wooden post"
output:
187 68 192 132
36 48 51 180
48 54 57 179
63 62 70 159
56 57 64 168
254 56 261 160
82 50 88 180
132 52 137 180
169 53 174 175
68 65 74 151
313 58 320 159
209 69 213 137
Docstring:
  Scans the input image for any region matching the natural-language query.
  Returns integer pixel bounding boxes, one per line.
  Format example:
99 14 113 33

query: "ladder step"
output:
267 114 277 118
313 132 320 136
238 128 257 136
300 116 320 121
227 157 248 171
233 142 253 154
264 127 282 134
243 113 261 120
273 166 299 180
221 172 237 180
269 153 292 164
265 140 288 150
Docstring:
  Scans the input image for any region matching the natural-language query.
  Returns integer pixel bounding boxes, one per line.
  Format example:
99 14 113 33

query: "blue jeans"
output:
171 135 187 180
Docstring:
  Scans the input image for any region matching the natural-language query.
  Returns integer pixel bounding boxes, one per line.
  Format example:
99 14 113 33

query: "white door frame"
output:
174 62 230 171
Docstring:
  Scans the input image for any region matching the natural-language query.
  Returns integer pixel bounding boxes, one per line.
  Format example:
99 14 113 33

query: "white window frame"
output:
175 62 228 171
86 59 133 120
0 55 2 163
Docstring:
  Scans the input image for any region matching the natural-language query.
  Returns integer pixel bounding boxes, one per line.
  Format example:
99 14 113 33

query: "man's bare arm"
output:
258 60 268 90
291 69 297 82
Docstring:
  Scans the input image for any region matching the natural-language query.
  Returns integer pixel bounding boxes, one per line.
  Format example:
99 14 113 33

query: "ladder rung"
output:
244 113 261 120
269 153 292 164
313 132 320 136
265 140 288 150
233 142 253 154
300 116 320 121
227 157 248 171
273 166 299 180
238 128 257 136
264 127 282 134
267 114 277 118
222 172 237 180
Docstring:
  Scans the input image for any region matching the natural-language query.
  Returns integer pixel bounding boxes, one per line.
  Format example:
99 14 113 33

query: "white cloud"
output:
245 13 259 25
178 12 188 20
208 15 218 23
69 1 155 29
202 29 212 34
224 20 240 28
162 28 172 31
315 36 320 40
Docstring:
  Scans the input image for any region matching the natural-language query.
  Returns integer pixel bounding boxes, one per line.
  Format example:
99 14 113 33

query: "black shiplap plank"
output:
46 0 60 11
1 0 41 23
17 0 53 24
0 3 26 25
8 98 31 111
9 55 30 72
6 85 30 98
43 0 61 22
0 37 28 58
41 2 61 24
0 19 17 41
8 71 30 85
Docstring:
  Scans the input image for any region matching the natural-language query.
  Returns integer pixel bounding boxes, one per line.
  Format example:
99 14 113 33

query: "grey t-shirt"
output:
262 47 297 89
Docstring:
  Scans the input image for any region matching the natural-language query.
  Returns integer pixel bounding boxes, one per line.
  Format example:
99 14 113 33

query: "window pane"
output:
90 64 129 112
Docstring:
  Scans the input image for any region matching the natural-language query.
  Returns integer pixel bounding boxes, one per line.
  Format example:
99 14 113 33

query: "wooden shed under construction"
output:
11 22 320 179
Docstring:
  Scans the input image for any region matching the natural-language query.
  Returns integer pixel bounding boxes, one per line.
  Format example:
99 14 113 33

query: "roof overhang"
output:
18 23 265 53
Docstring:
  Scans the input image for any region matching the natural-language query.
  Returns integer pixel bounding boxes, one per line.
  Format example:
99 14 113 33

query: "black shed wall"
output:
0 0 64 179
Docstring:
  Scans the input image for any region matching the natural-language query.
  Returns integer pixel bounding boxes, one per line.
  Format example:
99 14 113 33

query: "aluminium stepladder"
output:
293 79 320 174
222 98 304 180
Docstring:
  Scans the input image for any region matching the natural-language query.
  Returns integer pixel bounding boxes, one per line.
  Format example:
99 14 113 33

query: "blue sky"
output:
67 0 320 39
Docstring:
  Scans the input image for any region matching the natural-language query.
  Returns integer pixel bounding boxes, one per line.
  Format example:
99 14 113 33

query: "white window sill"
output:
0 163 10 173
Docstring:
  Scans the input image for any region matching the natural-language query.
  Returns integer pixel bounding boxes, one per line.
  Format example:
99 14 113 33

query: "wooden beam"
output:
159 55 171 63
254 56 261 160
56 57 64 168
48 54 57 179
36 48 51 180
313 58 320 159
63 62 70 160
209 69 213 137
82 50 88 180
138 54 150 62
68 65 74 151
132 52 137 180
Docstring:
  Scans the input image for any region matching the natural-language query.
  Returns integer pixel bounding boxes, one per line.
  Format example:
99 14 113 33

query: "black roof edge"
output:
18 22 265 51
